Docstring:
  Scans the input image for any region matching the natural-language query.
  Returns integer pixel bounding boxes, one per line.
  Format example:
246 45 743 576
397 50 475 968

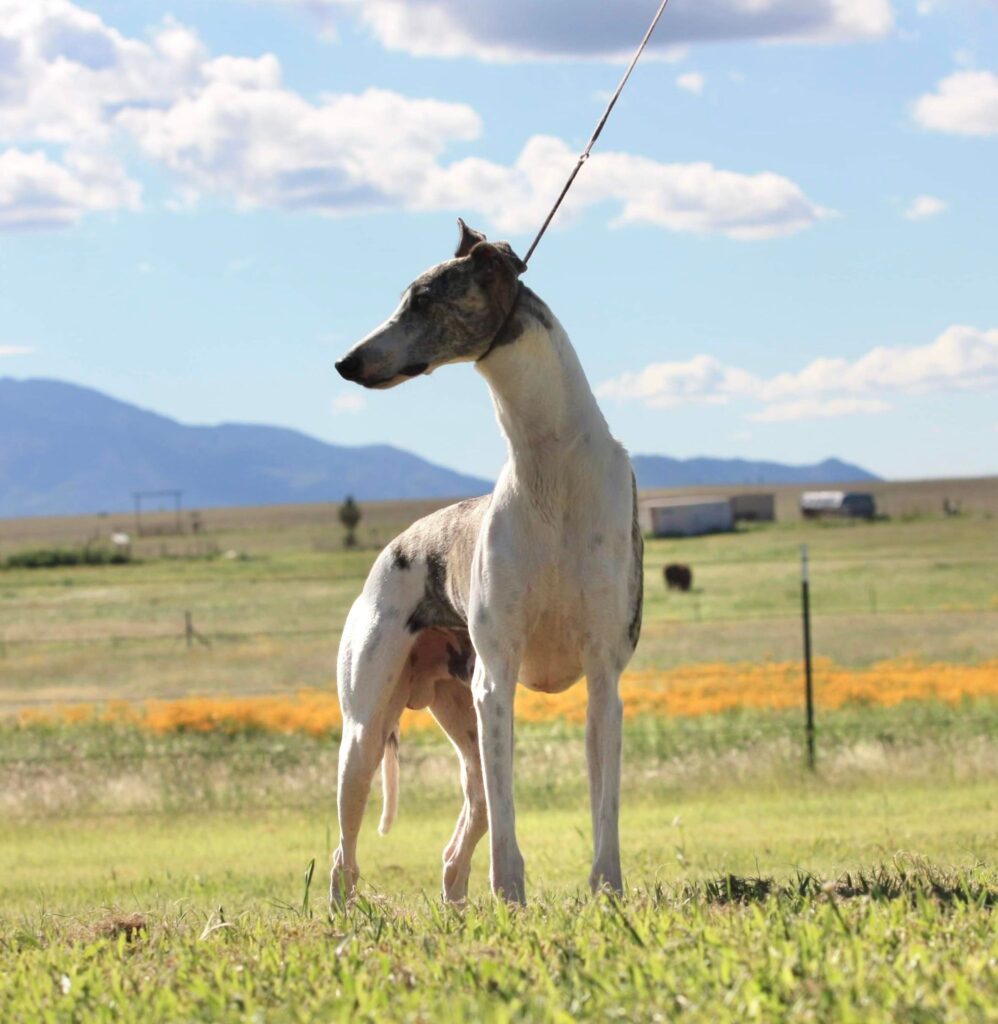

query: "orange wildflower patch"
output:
16 659 998 736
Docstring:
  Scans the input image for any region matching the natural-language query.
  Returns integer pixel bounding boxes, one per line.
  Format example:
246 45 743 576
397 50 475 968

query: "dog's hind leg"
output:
583 655 624 895
330 590 414 905
430 678 487 904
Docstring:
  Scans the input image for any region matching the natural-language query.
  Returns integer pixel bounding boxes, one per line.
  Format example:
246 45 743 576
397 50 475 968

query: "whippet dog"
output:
331 221 643 904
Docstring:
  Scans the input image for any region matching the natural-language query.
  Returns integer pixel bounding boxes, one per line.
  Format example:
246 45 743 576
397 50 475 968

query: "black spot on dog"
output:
391 546 411 571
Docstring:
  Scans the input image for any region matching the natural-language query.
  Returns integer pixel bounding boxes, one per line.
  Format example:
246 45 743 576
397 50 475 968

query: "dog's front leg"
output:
471 652 525 904
584 660 624 894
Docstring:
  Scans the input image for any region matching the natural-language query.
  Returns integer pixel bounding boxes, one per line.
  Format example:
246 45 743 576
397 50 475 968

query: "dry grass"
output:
2 476 996 558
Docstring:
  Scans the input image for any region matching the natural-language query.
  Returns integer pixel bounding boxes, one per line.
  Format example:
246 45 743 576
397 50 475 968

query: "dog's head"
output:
335 220 526 389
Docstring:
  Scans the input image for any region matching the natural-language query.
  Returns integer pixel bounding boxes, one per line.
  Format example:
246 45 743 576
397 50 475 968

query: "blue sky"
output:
1 0 996 481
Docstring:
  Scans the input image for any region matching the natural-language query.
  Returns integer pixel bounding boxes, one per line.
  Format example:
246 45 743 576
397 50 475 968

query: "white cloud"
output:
332 392 366 414
913 70 998 135
759 325 998 399
0 344 34 356
598 325 998 420
0 3 204 145
419 136 831 239
0 0 203 228
0 147 138 229
597 354 755 408
748 398 892 422
903 194 947 220
118 76 482 215
279 0 893 61
676 72 705 95
0 1 828 240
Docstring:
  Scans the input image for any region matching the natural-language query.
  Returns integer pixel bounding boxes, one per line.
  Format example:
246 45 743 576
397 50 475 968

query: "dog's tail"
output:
377 728 400 836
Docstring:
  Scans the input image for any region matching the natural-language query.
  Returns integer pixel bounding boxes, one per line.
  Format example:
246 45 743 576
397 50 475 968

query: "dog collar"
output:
477 282 525 363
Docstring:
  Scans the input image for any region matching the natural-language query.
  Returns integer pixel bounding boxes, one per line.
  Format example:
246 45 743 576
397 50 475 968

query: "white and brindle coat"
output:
331 221 643 904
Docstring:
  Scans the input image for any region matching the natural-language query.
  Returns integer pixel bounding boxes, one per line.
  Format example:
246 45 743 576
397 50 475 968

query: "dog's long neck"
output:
476 287 618 503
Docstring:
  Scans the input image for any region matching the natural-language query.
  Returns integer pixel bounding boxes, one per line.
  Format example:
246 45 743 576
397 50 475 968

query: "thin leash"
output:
521 0 673 268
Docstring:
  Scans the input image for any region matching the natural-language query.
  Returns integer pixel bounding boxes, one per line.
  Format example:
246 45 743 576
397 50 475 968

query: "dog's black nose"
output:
336 352 364 382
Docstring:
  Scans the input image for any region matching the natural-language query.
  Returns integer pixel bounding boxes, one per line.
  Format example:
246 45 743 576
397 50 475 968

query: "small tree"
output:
339 495 362 548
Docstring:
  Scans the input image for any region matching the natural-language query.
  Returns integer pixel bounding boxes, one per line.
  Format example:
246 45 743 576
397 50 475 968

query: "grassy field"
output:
1 707 996 1020
1 487 995 1019
0 491 996 705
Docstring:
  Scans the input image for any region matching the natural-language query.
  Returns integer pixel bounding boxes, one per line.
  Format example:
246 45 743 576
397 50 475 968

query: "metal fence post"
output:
801 544 816 770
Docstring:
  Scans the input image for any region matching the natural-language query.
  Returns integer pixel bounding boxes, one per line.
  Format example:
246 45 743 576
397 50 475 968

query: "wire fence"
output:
3 552 996 810
3 604 995 653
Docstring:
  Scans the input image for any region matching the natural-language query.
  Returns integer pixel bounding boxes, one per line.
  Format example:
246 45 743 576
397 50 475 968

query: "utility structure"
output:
132 489 184 537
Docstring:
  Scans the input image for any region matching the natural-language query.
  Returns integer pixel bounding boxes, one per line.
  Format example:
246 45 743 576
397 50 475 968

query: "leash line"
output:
522 0 673 267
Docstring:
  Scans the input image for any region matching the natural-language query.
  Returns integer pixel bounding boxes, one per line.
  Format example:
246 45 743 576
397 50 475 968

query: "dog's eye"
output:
412 289 431 311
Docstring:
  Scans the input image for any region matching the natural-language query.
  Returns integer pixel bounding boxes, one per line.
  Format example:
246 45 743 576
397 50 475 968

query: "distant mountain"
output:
632 454 880 489
0 378 492 517
0 378 881 519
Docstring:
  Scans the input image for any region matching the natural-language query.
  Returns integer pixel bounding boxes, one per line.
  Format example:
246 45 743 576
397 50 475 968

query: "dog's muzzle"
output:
335 352 365 383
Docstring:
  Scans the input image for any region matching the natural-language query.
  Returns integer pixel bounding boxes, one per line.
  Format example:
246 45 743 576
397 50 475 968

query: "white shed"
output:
639 498 734 538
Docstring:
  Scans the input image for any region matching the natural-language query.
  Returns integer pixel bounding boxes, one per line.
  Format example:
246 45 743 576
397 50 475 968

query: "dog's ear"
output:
492 241 527 276
455 218 487 258
470 240 527 280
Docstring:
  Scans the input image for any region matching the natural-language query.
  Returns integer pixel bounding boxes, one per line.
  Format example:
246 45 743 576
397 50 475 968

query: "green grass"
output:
1 692 995 1020
1 733 995 1021
2 864 994 1022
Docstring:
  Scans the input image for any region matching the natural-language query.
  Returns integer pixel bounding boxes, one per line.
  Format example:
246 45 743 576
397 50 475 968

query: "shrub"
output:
3 546 132 570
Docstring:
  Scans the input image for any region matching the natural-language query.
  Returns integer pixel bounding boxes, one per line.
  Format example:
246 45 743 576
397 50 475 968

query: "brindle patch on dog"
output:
406 553 465 633
390 495 491 635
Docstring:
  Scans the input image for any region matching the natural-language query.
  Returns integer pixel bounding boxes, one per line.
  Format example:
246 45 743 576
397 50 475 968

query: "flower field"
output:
18 658 998 737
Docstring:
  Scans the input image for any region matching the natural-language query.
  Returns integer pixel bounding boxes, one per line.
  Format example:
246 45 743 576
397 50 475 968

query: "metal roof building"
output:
729 493 776 523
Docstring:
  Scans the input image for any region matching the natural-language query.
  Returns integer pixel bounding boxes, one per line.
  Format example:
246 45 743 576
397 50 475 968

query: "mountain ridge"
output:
631 453 879 489
0 378 879 518
0 378 492 517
